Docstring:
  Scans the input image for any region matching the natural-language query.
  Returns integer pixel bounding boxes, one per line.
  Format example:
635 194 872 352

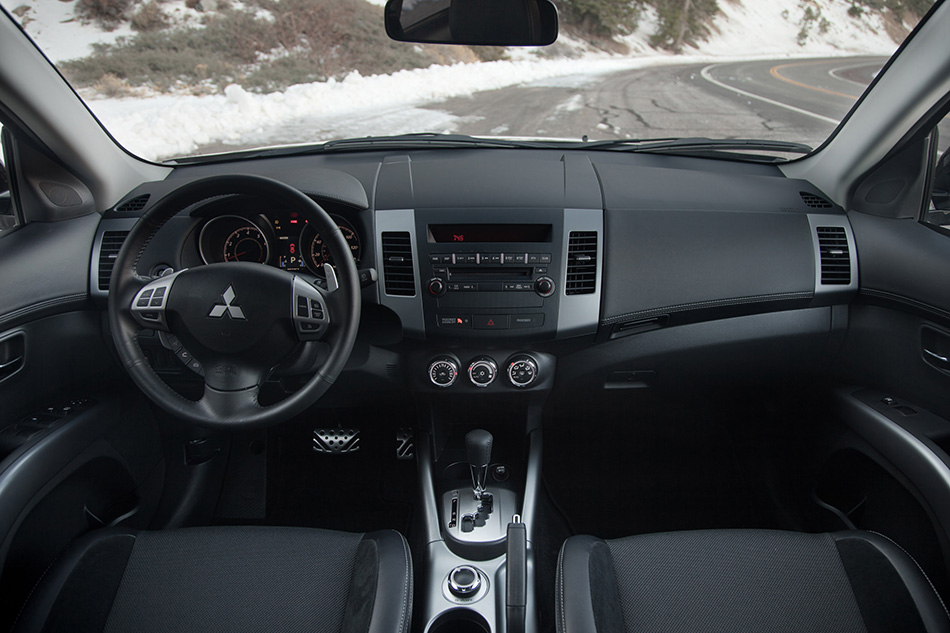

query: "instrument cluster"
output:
197 210 361 276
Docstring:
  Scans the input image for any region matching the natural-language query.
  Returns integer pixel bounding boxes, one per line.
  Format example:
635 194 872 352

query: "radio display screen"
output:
427 224 552 243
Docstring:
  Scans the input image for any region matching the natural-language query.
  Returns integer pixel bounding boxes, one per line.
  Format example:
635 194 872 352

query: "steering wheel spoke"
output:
199 382 263 421
292 275 330 341
130 270 186 332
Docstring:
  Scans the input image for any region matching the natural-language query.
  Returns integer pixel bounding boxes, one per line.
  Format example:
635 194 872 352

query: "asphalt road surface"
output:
432 56 884 151
196 56 898 156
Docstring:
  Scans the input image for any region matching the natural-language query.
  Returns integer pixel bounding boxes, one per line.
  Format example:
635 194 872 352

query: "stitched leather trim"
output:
0 293 89 331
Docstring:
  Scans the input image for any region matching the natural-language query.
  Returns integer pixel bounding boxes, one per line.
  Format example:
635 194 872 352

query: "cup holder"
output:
427 608 490 633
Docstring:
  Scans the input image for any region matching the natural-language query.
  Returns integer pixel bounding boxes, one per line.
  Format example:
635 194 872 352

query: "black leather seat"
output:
13 525 412 633
557 529 950 633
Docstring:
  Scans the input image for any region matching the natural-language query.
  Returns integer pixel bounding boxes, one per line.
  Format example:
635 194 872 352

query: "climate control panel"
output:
420 351 553 393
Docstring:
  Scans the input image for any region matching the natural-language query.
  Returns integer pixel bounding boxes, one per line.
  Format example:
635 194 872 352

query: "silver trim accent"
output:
375 209 425 337
447 565 482 596
90 218 138 298
428 358 459 388
507 355 538 388
467 357 497 388
807 214 859 302
130 269 186 330
557 209 604 338
291 276 330 341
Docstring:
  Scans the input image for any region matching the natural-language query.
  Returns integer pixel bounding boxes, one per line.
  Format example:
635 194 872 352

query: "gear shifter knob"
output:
465 429 493 467
465 429 493 499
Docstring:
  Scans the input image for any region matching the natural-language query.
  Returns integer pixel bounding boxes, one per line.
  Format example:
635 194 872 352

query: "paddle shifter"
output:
465 429 493 500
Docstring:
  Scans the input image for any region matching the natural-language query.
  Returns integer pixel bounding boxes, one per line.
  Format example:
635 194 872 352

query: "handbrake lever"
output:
506 514 526 633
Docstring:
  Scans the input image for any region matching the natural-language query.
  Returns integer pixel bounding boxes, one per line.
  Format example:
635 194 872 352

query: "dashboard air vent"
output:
816 226 850 285
98 230 129 291
801 192 833 209
565 231 597 295
115 195 149 213
381 231 415 296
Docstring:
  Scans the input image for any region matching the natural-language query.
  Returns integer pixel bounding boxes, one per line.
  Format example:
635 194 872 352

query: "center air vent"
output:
565 231 597 295
115 195 149 213
381 232 416 296
98 230 130 291
816 226 851 285
801 192 833 209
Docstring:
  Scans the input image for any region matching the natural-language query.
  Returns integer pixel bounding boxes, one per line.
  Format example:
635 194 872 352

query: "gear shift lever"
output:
465 429 493 500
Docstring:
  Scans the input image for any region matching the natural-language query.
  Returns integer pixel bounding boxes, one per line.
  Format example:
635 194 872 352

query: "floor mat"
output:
542 392 775 540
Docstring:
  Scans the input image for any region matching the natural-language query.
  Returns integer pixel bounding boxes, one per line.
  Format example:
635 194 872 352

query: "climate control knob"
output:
468 357 497 387
429 357 459 387
507 355 539 388
427 278 446 297
535 276 555 297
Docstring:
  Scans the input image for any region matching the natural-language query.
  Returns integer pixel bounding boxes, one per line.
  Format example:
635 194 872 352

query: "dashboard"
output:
89 148 859 394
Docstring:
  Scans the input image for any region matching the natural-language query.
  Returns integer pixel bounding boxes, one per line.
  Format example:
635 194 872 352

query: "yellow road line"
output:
769 61 858 101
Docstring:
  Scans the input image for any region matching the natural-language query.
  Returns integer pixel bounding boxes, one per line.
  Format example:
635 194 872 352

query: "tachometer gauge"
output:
198 215 271 265
301 216 361 275
224 225 268 263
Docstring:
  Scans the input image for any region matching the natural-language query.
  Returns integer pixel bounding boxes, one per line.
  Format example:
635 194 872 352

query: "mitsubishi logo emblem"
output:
208 286 246 320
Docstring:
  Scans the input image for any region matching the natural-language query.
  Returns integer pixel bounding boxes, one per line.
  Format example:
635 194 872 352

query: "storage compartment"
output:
426 608 490 633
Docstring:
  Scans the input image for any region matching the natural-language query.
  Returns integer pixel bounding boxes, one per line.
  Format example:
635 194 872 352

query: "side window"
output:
924 112 950 231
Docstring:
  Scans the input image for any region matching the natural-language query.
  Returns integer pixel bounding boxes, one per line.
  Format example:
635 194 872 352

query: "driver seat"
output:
12 525 412 633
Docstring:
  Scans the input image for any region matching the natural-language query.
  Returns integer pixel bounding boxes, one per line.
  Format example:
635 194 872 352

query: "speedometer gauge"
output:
301 216 361 275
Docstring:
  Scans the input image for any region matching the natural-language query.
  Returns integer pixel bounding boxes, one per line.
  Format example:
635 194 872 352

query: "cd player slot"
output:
438 293 544 309
447 267 533 281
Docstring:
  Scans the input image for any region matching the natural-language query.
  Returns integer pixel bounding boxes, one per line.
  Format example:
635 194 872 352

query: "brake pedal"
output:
396 428 414 460
313 427 361 454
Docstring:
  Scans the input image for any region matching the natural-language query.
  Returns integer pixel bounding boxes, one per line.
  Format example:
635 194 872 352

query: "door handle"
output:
923 347 950 369
0 332 24 383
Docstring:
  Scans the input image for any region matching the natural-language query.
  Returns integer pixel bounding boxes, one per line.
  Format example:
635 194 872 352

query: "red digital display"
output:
427 224 551 243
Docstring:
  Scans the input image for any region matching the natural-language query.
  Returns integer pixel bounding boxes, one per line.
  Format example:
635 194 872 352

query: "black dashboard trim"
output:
599 291 815 326
859 288 950 328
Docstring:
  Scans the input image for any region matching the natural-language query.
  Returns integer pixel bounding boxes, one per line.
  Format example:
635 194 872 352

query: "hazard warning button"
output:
473 315 510 330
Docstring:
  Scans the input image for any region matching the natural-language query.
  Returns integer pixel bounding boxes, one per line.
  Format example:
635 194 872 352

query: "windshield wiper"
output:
580 137 813 161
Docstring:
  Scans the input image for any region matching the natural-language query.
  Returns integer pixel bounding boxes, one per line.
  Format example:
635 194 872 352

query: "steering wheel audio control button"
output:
130 270 185 331
291 276 330 341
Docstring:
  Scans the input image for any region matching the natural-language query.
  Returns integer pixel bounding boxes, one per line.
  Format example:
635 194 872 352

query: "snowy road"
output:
194 56 887 156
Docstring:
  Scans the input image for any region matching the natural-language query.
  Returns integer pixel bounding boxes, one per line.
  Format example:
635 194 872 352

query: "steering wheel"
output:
108 174 361 428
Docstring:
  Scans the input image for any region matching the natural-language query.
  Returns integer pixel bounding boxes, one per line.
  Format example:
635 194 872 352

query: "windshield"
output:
1 0 933 162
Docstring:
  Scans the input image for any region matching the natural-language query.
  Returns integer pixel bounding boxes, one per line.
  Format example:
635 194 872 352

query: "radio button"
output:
539 254 552 264
488 254 502 265
460 283 478 291
427 278 447 297
430 254 442 263
474 315 510 330
511 314 544 329
535 277 555 297
527 254 540 264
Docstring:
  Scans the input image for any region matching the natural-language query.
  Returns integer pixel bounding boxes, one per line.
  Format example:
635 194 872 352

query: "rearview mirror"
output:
385 0 558 46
